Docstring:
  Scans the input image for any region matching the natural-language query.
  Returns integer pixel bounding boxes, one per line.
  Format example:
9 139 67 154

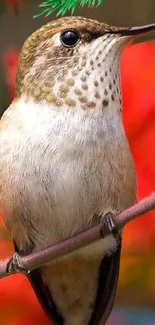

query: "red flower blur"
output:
3 49 19 100
0 215 50 325
121 41 155 251
2 0 23 13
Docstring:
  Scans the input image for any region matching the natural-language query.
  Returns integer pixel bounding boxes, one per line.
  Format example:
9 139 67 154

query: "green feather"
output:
34 0 104 18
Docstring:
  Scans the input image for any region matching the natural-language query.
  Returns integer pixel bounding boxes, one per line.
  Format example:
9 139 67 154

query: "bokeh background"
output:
1 1 155 324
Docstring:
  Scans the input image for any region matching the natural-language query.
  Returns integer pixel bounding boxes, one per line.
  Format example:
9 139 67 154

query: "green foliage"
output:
34 0 103 18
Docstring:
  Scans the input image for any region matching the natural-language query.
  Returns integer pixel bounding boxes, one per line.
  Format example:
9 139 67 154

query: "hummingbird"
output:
0 16 155 325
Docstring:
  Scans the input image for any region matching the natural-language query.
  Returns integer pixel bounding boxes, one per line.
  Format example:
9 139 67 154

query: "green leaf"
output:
33 8 49 18
34 0 104 18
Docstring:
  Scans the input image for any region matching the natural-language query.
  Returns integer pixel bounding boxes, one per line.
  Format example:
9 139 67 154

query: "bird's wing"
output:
88 238 121 325
27 268 63 325
14 238 121 325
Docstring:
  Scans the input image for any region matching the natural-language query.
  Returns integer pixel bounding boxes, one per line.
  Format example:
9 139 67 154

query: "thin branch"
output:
0 192 155 279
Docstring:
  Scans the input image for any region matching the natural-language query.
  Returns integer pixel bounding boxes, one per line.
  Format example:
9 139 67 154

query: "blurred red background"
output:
1 1 155 324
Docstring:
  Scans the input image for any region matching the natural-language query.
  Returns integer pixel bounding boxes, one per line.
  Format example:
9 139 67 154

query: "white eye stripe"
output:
52 32 62 47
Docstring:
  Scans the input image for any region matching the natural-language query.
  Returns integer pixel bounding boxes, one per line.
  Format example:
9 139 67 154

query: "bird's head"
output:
16 16 155 110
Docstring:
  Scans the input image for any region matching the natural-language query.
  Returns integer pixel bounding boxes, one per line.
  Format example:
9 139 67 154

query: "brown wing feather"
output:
88 238 121 325
28 268 63 325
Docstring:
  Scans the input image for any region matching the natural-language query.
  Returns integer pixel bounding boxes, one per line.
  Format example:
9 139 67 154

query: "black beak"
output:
122 23 155 36
110 22 155 36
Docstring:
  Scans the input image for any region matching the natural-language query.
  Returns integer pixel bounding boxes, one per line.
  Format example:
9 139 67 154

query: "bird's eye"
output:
60 29 80 47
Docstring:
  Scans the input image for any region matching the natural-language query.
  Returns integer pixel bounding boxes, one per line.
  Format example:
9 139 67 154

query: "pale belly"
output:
0 99 136 254
0 98 136 325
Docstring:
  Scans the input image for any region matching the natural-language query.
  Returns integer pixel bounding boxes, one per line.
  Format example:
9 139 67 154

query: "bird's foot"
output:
6 252 27 275
99 211 120 240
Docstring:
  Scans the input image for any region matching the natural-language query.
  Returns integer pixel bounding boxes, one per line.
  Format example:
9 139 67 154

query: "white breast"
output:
0 96 136 255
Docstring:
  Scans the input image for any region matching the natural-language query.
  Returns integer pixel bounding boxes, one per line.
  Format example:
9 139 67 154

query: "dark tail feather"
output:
88 238 122 325
27 269 64 325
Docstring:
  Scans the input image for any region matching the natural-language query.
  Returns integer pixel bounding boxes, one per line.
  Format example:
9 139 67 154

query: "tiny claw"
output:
6 253 28 275
100 212 119 239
